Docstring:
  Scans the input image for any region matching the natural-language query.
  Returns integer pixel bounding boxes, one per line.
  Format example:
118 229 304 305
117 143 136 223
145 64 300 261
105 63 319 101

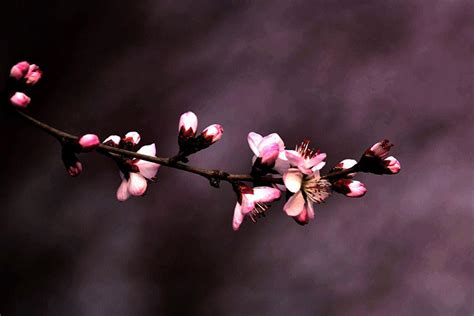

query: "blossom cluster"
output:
6 61 401 232
231 134 400 230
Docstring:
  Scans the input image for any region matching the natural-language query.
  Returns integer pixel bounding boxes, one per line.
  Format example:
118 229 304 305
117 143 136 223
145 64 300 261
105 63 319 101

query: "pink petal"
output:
283 168 303 193
252 187 281 203
307 201 315 219
136 143 156 156
116 179 131 201
232 202 244 231
283 191 306 216
258 133 285 152
240 194 256 215
247 132 263 156
127 173 147 196
305 153 326 170
384 156 401 174
24 64 42 85
260 143 280 165
272 151 290 174
338 159 357 169
346 180 367 197
285 150 305 168
294 207 309 225
136 160 160 179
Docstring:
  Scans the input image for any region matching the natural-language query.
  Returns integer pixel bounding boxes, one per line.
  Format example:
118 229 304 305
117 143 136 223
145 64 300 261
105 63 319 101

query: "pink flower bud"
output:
103 135 121 147
124 131 141 145
67 161 83 177
333 179 367 197
10 92 31 108
366 139 393 159
179 111 198 137
384 156 401 174
201 124 223 144
78 134 100 151
10 61 30 80
24 64 42 85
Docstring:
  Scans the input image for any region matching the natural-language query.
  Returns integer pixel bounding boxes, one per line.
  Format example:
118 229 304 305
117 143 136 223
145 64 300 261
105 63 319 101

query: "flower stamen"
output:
296 139 320 159
302 177 331 203
249 202 269 223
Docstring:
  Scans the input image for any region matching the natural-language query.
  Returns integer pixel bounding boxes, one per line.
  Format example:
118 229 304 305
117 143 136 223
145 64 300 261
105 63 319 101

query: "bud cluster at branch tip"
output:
176 111 223 161
7 61 43 108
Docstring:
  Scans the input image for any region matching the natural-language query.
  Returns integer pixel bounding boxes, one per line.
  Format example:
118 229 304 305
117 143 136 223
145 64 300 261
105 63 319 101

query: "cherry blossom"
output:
282 168 331 225
179 111 198 138
284 140 326 175
232 185 281 231
24 64 42 85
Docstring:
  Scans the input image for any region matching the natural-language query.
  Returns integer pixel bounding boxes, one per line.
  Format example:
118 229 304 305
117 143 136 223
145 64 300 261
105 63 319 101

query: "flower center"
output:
249 202 269 223
302 177 331 203
296 139 320 159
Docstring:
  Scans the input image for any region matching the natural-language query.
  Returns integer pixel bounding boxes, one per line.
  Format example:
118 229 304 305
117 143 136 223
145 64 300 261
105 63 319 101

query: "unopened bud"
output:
178 111 198 138
10 92 31 108
201 124 223 144
332 179 367 197
24 64 42 85
103 135 121 147
78 134 100 151
10 61 30 80
124 131 141 145
383 156 401 174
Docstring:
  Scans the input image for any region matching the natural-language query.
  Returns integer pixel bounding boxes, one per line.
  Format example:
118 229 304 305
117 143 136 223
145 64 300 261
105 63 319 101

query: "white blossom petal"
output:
247 132 263 156
136 143 156 156
116 179 131 201
136 160 160 179
252 187 281 203
127 173 148 196
283 168 303 193
232 202 245 231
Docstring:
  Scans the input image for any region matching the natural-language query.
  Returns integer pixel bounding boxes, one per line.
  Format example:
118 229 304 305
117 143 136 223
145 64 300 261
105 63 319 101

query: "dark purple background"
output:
1 1 472 315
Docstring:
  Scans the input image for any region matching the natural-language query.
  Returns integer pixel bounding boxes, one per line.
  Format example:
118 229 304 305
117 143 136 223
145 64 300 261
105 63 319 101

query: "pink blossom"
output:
283 168 331 225
232 186 281 231
116 144 160 201
332 179 367 197
10 61 30 80
179 111 198 137
201 124 223 143
24 64 42 85
9 92 31 108
284 140 326 175
247 132 287 168
78 134 100 151
384 156 401 174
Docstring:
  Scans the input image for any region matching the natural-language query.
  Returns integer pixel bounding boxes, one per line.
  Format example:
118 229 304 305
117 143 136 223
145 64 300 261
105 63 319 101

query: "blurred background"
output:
0 0 472 315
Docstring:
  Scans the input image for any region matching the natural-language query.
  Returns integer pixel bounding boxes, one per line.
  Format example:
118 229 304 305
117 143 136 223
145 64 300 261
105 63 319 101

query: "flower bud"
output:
383 156 401 174
124 131 141 145
62 147 83 177
201 124 223 144
365 139 393 159
24 64 42 85
103 135 121 147
10 92 31 108
10 61 30 80
330 159 357 177
178 111 198 138
332 179 367 197
78 134 100 151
